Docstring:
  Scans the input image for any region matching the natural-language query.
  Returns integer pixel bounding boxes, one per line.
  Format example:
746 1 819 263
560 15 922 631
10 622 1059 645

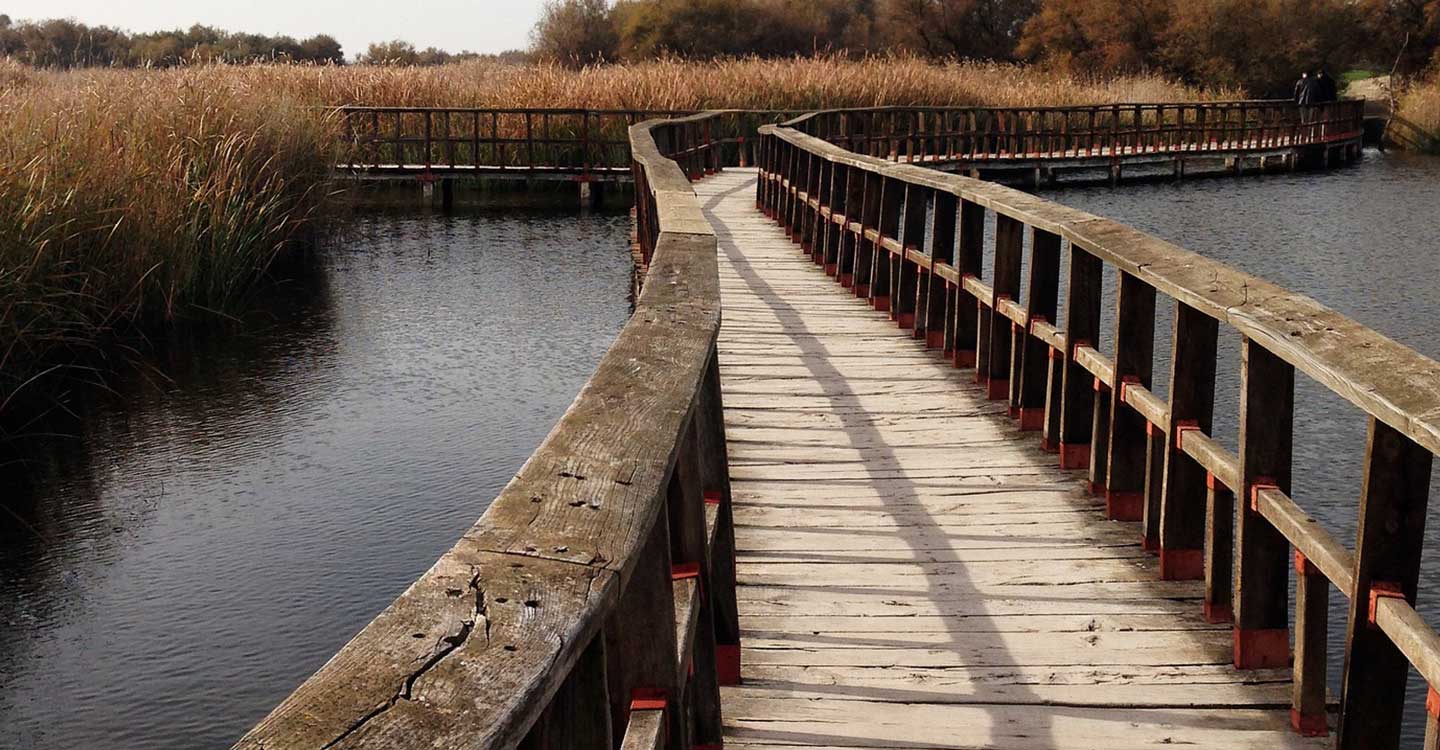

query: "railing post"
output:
1234 339 1293 669
951 199 985 368
1018 228 1061 433
1338 418 1434 749
868 176 902 311
520 633 613 749
605 503 684 750
984 215 1024 402
1105 272 1156 524
1059 247 1102 473
894 184 929 330
1293 550 1329 737
923 191 958 351
1159 303 1218 579
668 417 722 749
695 349 740 689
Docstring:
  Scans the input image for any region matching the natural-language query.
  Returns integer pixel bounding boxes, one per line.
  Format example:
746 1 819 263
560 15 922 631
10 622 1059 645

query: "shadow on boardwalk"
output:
698 171 1322 749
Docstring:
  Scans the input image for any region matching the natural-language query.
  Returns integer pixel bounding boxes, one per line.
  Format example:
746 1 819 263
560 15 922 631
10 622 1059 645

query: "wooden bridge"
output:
334 101 1364 190
233 103 1440 750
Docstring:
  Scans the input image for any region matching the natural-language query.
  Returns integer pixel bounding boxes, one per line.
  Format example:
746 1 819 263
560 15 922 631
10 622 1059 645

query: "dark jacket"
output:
1314 73 1338 104
1296 76 1316 105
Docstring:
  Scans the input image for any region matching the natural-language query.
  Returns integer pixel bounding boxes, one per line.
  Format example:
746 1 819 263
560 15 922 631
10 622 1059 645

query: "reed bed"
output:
1394 77 1440 153
0 57 1217 436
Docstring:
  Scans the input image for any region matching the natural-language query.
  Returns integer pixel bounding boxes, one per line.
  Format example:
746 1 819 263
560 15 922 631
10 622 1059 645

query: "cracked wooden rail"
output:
757 111 1440 749
235 112 739 750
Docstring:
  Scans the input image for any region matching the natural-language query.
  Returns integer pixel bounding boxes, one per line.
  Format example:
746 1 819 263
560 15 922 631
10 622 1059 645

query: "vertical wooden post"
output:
1205 478 1236 623
1338 418 1434 749
605 505 684 750
695 350 740 688
1234 339 1293 669
1104 272 1156 523
853 172 881 297
895 184 928 329
925 192 958 351
520 632 613 750
1160 304 1218 579
1059 248 1102 471
952 200 985 368
1292 552 1329 737
870 177 902 312
1018 228 1061 432
985 215 1024 401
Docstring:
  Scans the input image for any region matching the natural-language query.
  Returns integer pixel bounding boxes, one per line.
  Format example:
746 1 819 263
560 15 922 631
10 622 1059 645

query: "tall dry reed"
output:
1395 76 1440 153
0 57 1217 434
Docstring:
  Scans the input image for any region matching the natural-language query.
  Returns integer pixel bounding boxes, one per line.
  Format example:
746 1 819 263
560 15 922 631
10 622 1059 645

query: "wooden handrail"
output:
234 111 741 750
780 100 1367 168
757 110 1435 749
333 107 803 175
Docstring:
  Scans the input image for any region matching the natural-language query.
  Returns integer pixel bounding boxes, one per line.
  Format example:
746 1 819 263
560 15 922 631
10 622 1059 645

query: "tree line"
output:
0 15 529 68
3 1 1438 96
532 0 1440 95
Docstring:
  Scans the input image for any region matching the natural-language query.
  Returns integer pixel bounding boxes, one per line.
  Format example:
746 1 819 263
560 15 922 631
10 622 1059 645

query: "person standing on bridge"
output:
1294 72 1313 104
1314 69 1338 103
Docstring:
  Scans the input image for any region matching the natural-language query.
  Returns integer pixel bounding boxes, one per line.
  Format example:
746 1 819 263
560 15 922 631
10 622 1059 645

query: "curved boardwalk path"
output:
697 168 1327 749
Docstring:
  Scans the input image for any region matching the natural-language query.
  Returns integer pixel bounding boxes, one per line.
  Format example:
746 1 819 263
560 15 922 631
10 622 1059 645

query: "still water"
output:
1045 148 1440 742
0 209 633 749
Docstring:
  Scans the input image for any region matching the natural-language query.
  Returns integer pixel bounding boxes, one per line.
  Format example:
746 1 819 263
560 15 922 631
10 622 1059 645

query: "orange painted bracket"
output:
1092 377 1109 393
1427 685 1440 718
925 330 945 349
1117 374 1142 404
1160 548 1205 581
672 562 701 581
1070 338 1092 359
897 312 916 329
1205 471 1221 491
1233 627 1290 669
986 378 1010 401
630 687 668 712
703 491 724 506
1018 408 1045 432
1173 419 1201 450
716 644 742 686
1294 549 1317 576
1249 476 1280 513
871 295 891 312
1369 581 1406 628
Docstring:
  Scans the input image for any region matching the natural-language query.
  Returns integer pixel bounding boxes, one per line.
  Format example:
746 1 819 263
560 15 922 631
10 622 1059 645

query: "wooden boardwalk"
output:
697 168 1329 750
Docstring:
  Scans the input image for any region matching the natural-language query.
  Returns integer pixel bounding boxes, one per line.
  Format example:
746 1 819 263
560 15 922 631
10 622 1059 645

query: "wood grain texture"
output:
699 169 1327 750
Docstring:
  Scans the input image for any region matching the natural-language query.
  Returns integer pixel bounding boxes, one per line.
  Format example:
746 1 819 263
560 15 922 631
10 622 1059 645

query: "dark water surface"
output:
1044 149 1440 741
0 209 633 749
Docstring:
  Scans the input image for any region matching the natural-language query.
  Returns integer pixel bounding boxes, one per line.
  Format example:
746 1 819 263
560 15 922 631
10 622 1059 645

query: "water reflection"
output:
0 208 633 749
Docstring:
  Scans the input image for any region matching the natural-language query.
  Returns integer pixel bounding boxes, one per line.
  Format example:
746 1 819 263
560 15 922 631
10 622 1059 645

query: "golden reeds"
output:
0 57 1218 431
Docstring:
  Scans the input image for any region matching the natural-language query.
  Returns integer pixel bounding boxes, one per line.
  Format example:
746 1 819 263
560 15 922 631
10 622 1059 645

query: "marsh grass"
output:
0 57 1219 435
1395 77 1440 153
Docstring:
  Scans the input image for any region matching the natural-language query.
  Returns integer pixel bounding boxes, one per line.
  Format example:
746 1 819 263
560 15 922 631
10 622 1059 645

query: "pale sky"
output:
1 1 550 58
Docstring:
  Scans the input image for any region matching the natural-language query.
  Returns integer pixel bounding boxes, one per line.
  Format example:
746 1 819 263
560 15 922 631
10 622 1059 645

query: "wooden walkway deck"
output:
697 168 1329 750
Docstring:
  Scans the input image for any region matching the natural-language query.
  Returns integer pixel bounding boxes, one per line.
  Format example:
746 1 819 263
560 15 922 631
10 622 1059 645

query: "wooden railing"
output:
234 112 739 750
757 110 1439 749
336 107 791 177
787 100 1366 164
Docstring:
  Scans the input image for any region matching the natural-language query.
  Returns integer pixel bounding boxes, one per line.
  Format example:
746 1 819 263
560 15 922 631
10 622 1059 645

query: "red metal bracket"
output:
1249 476 1279 513
1294 549 1317 576
1172 419 1201 450
1160 548 1205 581
703 491 723 506
1117 374 1141 404
1029 314 1049 332
1058 443 1091 471
1368 581 1405 628
1427 685 1440 719
672 562 701 581
630 688 667 712
1070 338 1092 359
